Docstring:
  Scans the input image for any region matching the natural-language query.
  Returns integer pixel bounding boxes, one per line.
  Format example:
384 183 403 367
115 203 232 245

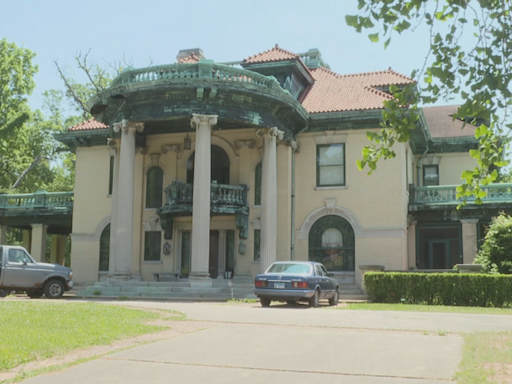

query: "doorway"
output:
429 240 451 269
209 230 219 278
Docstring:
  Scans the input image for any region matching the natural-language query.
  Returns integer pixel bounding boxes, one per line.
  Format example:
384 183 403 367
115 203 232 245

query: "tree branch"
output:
53 60 90 119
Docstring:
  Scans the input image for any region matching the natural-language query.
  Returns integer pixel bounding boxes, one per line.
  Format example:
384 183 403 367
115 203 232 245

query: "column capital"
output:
30 223 46 229
256 127 284 140
190 114 218 129
113 120 144 134
461 219 479 224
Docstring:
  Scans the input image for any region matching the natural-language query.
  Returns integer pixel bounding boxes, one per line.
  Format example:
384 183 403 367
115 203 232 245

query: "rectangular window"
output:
423 165 439 186
181 231 191 276
225 230 235 273
144 231 161 261
254 229 260 261
317 144 345 187
108 156 115 195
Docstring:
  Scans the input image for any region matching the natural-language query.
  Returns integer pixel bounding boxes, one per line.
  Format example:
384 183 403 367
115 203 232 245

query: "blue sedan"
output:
254 261 339 307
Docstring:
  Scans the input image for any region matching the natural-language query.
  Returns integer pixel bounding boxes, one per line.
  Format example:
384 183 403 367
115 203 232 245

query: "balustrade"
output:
0 191 74 210
164 181 247 208
111 63 281 93
410 184 512 205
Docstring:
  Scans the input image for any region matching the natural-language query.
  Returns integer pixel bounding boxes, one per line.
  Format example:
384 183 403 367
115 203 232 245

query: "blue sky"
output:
2 0 441 112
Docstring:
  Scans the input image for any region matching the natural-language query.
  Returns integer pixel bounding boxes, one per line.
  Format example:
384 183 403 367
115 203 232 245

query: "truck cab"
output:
0 245 73 299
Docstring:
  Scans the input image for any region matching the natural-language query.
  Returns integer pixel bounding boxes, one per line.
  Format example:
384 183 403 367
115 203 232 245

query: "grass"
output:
226 298 257 304
456 331 512 384
338 303 512 315
0 301 184 372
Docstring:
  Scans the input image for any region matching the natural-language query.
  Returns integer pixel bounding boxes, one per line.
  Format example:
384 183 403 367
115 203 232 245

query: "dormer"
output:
241 44 315 100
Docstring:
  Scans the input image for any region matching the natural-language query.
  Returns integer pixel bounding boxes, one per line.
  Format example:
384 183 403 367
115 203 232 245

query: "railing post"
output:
0 193 6 209
198 60 214 79
34 190 48 208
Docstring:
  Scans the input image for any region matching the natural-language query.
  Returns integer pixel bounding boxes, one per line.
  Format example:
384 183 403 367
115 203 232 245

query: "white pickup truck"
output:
0 245 73 299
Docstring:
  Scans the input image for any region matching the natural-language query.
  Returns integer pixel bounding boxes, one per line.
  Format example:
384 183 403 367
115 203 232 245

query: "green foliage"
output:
474 213 512 274
347 1 512 201
365 272 512 307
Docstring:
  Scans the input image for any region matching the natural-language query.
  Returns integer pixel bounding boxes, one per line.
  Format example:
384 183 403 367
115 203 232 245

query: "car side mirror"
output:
327 272 334 277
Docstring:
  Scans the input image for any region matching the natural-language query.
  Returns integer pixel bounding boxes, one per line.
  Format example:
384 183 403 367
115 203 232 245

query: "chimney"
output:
176 48 205 61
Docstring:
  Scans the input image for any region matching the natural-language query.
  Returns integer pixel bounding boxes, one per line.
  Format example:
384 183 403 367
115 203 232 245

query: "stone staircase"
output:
77 277 257 301
339 284 367 300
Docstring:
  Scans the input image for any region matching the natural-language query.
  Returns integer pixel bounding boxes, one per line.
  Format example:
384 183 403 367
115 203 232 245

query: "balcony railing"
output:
410 184 512 205
164 181 248 208
0 191 74 210
111 62 282 93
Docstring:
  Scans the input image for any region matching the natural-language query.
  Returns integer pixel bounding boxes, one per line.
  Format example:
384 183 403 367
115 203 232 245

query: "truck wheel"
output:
44 280 64 299
27 290 44 299
0 289 8 298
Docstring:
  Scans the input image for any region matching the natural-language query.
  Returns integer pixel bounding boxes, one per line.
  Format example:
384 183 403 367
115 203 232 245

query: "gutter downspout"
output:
416 115 430 186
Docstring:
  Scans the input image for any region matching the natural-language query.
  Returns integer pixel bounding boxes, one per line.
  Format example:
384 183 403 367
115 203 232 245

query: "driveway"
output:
20 300 512 384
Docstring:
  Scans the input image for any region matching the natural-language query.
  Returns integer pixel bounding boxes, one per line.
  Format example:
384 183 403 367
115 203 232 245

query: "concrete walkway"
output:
20 300 512 384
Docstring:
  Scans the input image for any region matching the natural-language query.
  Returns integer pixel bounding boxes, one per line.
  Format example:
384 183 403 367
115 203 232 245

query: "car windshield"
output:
267 263 311 274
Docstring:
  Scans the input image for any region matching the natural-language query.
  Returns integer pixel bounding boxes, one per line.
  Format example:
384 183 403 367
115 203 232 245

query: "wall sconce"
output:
238 241 246 255
184 133 191 150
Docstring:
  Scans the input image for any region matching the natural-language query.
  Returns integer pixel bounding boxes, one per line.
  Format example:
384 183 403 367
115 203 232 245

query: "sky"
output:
1 0 443 113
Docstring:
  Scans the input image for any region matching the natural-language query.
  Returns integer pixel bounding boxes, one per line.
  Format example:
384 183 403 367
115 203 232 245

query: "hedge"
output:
364 272 512 307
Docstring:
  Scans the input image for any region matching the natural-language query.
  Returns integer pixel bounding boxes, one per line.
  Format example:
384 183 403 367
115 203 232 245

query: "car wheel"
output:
329 289 339 306
260 297 271 307
309 289 320 308
27 290 44 299
0 289 8 298
44 280 64 299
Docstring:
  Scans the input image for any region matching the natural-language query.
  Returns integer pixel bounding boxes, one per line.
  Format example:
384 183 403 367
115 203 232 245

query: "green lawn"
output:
0 301 183 371
338 303 512 315
456 332 512 384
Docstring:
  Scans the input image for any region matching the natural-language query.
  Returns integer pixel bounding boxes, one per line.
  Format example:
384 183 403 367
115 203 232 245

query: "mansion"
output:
2 45 511 296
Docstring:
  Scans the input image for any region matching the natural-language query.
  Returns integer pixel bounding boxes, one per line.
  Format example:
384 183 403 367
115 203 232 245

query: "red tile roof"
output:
244 44 299 64
299 67 414 113
68 119 109 132
177 53 201 64
422 105 476 139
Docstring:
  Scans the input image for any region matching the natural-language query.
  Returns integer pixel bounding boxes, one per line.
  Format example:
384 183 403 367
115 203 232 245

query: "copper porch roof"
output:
68 119 109 132
422 105 477 139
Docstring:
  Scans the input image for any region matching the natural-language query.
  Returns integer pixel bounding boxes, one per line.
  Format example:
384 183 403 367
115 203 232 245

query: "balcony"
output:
157 182 249 240
409 184 512 209
0 191 74 213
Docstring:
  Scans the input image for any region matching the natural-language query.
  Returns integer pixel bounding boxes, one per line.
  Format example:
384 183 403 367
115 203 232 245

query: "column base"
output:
189 275 213 288
107 273 142 285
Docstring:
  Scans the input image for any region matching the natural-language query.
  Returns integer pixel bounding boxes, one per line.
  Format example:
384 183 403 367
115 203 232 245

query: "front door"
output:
209 231 219 279
429 240 451 269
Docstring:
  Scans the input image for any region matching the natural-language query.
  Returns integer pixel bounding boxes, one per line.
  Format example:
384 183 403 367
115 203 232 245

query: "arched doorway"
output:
186 145 230 184
308 215 355 271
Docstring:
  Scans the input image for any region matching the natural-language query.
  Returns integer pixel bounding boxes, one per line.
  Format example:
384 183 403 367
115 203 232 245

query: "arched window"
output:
255 162 262 205
146 167 163 208
186 145 230 184
309 215 355 271
99 224 110 272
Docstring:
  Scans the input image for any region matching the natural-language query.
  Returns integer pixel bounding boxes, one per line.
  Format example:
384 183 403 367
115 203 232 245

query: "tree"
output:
474 212 512 274
346 1 512 203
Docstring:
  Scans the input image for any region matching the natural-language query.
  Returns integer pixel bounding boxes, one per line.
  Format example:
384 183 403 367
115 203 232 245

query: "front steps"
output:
77 280 367 301
77 280 256 300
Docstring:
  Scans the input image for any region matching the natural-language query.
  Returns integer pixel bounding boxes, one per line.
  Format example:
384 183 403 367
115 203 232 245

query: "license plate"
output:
275 283 285 289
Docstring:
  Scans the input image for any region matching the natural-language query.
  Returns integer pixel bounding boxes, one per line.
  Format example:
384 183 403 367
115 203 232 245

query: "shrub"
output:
474 212 512 274
364 272 512 307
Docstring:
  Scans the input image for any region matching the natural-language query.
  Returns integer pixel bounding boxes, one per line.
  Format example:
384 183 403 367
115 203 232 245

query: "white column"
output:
57 235 66 265
30 224 48 262
0 226 6 245
189 114 218 285
257 127 284 273
22 230 31 252
461 219 479 264
111 120 144 278
108 145 119 275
